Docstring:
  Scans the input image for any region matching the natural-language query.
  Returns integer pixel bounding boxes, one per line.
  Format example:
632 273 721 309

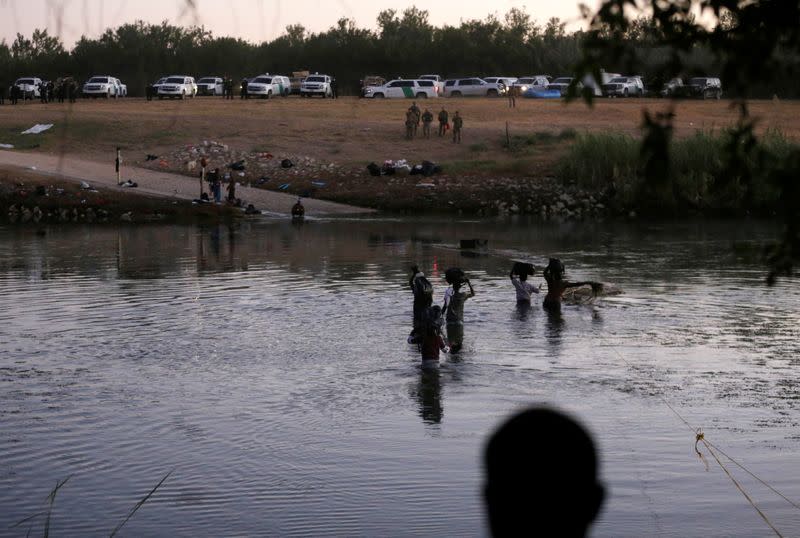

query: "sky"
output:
0 0 593 47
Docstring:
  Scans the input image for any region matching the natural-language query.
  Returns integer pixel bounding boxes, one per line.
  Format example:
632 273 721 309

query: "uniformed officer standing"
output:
405 110 415 140
421 108 433 139
10 84 19 105
452 111 463 144
408 101 421 136
437 107 449 137
240 78 248 99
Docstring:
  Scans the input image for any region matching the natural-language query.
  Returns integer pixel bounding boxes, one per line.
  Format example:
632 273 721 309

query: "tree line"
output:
1 6 797 98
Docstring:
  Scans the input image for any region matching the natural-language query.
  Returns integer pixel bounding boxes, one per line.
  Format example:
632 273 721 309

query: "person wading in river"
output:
542 258 603 313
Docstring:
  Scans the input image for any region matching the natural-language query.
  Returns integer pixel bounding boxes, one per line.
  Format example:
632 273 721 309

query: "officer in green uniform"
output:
452 111 463 144
409 102 421 136
405 110 415 140
421 108 434 139
437 107 449 137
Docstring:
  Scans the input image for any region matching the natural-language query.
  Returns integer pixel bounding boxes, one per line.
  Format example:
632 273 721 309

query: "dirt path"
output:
0 150 374 216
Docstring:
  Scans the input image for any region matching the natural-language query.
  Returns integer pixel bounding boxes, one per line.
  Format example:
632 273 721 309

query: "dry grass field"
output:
1 96 797 165
1 96 798 213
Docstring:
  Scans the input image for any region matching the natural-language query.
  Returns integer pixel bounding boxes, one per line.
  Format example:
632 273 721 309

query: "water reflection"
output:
1 218 799 537
414 367 443 425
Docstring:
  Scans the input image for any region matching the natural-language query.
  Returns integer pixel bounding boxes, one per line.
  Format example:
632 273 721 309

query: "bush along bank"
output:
555 129 794 217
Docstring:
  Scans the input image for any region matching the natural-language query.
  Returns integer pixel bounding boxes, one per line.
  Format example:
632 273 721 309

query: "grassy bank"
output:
556 129 795 215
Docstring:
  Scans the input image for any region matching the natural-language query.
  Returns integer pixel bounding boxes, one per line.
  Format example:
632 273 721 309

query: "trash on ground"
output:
311 181 326 187
278 183 291 190
21 124 54 135
0 143 14 149
80 181 91 189
121 180 138 188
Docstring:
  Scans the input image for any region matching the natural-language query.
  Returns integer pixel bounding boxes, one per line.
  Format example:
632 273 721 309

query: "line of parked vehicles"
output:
10 76 127 100
358 73 724 100
8 71 722 101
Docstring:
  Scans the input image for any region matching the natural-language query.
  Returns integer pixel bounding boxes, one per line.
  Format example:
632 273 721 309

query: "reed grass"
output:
555 128 796 213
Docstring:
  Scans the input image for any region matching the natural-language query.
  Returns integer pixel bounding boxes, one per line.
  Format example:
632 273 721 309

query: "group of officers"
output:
0 78 79 105
404 102 463 143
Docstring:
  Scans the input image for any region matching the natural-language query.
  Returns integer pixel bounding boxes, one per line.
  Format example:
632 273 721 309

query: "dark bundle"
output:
512 262 535 277
445 267 466 285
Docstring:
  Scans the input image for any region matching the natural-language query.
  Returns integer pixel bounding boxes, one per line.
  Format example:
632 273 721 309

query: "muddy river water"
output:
1 217 799 537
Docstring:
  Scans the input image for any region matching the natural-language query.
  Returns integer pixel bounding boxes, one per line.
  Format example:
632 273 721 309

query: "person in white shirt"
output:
510 263 541 303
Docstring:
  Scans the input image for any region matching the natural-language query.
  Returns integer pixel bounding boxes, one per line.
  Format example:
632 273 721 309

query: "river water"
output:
1 217 798 537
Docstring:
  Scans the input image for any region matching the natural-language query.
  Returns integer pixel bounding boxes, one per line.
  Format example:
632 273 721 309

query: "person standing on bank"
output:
421 108 433 139
437 107 449 137
452 111 463 144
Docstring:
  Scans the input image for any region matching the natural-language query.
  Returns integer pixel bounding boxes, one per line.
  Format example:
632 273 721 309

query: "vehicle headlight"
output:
521 86 528 92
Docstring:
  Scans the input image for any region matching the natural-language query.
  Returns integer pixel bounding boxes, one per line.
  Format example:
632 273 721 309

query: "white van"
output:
247 74 291 98
157 76 198 99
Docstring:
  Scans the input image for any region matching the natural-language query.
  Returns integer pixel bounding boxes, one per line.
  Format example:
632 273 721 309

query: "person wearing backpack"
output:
442 268 475 353
408 265 433 344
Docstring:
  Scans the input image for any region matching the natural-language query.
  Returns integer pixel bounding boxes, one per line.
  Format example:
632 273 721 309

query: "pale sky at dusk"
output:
0 0 593 47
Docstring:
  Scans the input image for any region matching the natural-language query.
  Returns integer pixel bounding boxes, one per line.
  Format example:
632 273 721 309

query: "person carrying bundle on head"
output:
408 265 434 344
442 268 475 353
542 258 603 313
510 262 541 304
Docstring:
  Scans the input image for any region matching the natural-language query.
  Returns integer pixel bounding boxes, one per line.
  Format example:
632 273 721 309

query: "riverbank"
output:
1 97 797 218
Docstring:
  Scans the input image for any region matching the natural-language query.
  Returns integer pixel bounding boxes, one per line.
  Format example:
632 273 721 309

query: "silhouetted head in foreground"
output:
484 407 604 538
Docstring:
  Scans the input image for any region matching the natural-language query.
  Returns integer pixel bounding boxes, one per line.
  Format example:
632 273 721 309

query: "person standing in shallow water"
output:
484 406 605 537
408 265 433 342
542 258 603 313
442 271 474 353
510 263 540 304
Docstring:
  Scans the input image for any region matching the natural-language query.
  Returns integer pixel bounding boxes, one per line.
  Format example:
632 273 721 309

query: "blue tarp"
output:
522 88 561 99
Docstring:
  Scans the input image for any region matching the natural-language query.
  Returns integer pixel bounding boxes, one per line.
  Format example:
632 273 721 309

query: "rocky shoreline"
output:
0 169 240 225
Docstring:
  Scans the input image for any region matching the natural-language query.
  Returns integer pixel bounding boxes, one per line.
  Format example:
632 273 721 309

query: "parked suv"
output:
511 76 549 94
364 79 438 99
687 77 722 99
157 76 197 99
248 75 291 98
82 76 121 98
14 77 42 100
484 77 519 89
547 77 580 96
602 76 645 97
196 77 223 96
444 78 506 97
300 74 333 98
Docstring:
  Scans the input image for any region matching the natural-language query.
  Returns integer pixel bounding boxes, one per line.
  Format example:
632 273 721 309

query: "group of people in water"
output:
408 258 603 365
